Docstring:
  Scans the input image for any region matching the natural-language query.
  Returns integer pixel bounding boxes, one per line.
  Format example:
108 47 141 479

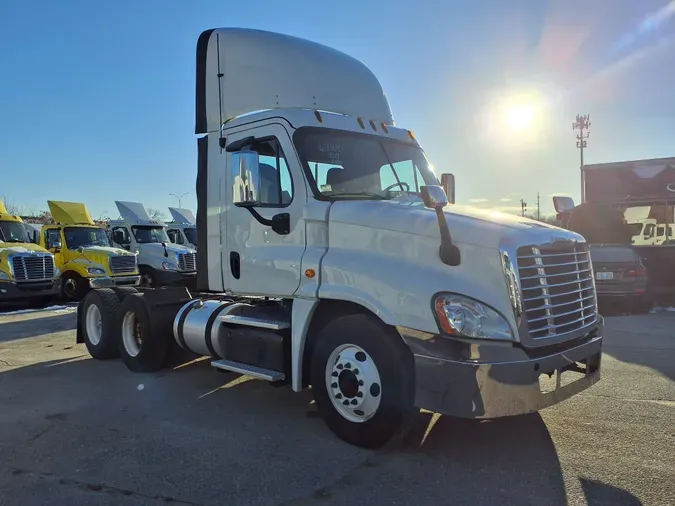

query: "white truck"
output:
77 28 603 449
166 207 197 249
108 201 197 288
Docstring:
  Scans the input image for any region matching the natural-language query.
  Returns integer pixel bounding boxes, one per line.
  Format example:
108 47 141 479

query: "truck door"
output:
224 123 307 297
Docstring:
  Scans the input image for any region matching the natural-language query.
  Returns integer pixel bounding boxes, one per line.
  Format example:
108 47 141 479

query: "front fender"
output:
318 226 516 337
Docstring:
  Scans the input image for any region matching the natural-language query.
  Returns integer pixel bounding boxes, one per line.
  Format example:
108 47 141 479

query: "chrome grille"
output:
110 255 137 274
11 254 55 282
178 252 197 272
517 243 597 341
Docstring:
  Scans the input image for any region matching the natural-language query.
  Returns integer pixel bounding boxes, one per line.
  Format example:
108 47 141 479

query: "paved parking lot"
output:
0 306 673 506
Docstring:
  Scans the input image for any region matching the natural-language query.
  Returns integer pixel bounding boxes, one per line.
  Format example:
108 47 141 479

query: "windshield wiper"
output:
325 191 388 200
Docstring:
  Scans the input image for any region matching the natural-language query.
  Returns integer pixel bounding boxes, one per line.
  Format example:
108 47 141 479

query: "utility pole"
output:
572 114 591 203
520 198 527 217
536 192 540 220
169 192 189 208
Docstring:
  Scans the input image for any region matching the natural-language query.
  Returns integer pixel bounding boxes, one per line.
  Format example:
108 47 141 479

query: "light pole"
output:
169 192 189 208
573 114 591 203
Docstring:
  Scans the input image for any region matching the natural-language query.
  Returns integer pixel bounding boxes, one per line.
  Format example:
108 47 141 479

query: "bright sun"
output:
505 102 537 131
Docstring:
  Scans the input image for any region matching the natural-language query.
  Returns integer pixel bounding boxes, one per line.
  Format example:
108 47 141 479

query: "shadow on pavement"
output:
0 313 77 343
0 356 570 506
580 477 643 505
602 315 675 382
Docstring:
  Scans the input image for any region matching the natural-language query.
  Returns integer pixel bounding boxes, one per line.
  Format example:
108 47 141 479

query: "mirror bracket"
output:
242 206 290 235
420 185 461 266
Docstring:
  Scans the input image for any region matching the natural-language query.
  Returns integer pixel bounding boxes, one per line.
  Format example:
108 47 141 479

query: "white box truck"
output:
77 28 603 448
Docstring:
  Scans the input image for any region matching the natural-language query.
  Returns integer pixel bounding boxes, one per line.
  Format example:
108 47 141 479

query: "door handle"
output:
230 251 241 279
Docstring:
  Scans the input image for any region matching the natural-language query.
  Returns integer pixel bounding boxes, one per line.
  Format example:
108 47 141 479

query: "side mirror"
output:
440 173 455 204
553 196 576 213
232 151 261 207
32 231 38 244
420 185 449 209
52 241 62 251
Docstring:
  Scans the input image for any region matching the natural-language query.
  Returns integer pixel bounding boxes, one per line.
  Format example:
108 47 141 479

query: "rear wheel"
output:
116 293 169 373
80 288 121 359
309 313 416 449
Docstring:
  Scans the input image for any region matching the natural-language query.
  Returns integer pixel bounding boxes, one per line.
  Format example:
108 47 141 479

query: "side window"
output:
112 226 130 245
44 229 61 248
644 224 655 238
379 160 424 192
167 229 183 244
254 140 294 206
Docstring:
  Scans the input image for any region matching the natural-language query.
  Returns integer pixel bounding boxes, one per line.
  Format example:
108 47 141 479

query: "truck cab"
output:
39 201 140 301
166 207 197 249
78 28 603 449
0 200 60 305
109 201 197 288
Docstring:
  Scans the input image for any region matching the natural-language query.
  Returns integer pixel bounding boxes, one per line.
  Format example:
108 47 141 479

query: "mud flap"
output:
75 299 84 344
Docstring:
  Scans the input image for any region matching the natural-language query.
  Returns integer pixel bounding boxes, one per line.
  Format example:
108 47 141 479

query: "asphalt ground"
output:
0 306 673 506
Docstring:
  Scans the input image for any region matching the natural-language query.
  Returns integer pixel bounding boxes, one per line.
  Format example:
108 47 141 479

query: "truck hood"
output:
0 242 50 254
328 197 581 249
78 246 134 257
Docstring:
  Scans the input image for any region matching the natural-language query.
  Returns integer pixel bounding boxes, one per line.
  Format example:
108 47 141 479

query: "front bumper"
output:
401 318 603 419
89 275 141 289
0 279 61 302
154 270 196 289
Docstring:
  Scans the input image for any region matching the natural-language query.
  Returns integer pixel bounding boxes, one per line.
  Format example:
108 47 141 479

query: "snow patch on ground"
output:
0 305 77 316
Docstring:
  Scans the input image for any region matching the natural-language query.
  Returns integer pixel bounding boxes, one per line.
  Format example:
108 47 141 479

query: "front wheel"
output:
309 313 417 449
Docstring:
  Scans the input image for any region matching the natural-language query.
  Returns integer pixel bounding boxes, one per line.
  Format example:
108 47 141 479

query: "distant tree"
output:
147 208 166 221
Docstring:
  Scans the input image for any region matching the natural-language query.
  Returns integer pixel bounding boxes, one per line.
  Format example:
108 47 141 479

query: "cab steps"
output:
210 359 286 382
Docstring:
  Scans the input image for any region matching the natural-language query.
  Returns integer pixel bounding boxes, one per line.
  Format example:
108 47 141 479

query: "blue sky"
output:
1 0 674 219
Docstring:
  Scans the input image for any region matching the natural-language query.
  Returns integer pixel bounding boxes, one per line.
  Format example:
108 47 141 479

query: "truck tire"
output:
111 286 138 302
62 272 88 302
81 288 121 360
117 293 169 373
309 313 416 449
138 267 155 288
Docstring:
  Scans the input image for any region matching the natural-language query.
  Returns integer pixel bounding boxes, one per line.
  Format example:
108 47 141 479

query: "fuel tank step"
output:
218 314 290 330
210 359 286 382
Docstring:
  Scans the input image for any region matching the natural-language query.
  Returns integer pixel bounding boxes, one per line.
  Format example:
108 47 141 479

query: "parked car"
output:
590 244 650 313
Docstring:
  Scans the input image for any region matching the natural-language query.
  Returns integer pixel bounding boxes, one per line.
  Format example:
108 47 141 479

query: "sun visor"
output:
169 207 196 224
47 201 95 225
115 201 165 227
195 28 394 134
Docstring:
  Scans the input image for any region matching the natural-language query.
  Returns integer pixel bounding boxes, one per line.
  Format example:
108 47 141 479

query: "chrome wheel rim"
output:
85 304 102 345
325 344 382 423
64 277 78 298
121 310 142 357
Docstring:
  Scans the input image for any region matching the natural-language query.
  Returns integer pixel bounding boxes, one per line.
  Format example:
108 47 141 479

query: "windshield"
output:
132 226 169 244
64 227 111 249
0 220 32 243
184 227 197 245
294 127 439 200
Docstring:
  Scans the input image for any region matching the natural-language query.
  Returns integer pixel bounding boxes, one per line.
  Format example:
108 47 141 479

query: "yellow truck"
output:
39 201 140 301
0 200 61 305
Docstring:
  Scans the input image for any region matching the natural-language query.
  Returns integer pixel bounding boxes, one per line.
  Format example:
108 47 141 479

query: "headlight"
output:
433 293 514 341
0 270 9 281
88 267 106 275
162 261 178 271
54 267 61 278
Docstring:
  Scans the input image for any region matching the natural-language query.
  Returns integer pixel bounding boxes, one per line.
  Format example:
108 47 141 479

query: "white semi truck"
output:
77 28 603 448
108 201 197 288
166 207 197 249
